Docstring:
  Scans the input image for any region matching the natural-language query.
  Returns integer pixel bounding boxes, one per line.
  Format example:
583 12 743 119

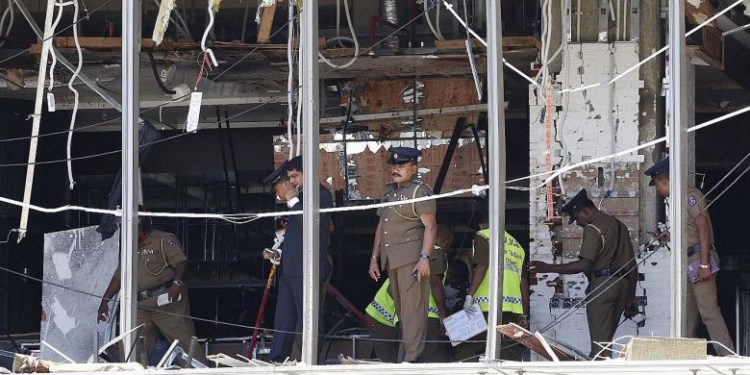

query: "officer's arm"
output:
102 272 122 301
173 260 188 284
371 221 382 259
520 261 530 314
430 273 448 318
536 258 594 274
467 264 486 296
419 214 437 256
694 214 712 266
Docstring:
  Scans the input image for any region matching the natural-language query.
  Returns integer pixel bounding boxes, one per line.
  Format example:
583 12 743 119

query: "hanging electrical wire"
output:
318 0 359 69
423 0 444 40
65 0 84 190
200 0 220 68
0 0 15 48
47 0 68 96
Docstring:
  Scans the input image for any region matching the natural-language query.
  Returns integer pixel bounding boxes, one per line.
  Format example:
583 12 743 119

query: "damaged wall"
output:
274 133 486 200
528 42 670 357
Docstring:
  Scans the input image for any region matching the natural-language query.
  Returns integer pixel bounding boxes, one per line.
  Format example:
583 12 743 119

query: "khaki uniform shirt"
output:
686 186 714 247
376 178 436 270
579 212 634 272
115 230 187 290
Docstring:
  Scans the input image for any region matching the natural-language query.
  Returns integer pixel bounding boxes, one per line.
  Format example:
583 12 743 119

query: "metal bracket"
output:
630 0 640 41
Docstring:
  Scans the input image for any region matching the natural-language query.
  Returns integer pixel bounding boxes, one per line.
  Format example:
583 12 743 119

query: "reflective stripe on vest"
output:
365 279 398 327
473 230 525 314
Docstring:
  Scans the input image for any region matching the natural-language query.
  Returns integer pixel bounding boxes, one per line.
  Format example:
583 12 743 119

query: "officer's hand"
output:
284 186 299 201
97 300 109 323
623 303 639 319
517 314 529 329
413 258 430 282
696 267 713 282
368 257 380 281
168 283 182 302
463 295 478 313
529 261 549 273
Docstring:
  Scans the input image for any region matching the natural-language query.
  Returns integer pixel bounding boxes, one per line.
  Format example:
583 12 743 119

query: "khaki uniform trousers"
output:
685 251 735 356
388 262 430 362
421 318 450 362
136 293 204 364
585 276 629 359
453 312 525 362
369 321 400 362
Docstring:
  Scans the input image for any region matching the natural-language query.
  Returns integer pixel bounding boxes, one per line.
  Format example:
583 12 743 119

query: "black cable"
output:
0 94 191 144
147 51 176 95
0 103 269 168
0 0 115 66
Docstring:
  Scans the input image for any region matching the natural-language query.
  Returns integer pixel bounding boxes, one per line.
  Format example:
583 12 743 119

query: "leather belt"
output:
591 268 625 278
137 280 173 301
687 243 715 257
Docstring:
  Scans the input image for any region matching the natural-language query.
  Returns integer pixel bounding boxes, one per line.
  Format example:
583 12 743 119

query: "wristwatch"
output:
173 279 184 287
699 264 710 269
419 252 429 260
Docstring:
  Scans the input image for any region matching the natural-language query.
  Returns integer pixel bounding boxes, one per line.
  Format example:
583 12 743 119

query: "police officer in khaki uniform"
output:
645 157 735 355
531 189 637 359
455 209 529 362
97 219 201 364
368 146 437 363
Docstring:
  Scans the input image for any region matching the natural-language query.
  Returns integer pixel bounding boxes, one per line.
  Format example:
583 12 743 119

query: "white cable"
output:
705 163 750 211
200 0 219 67
2 105 749 223
47 0 67 92
65 0 83 190
441 0 537 86
424 0 444 40
318 0 359 69
560 0 745 94
703 150 750 199
592 335 634 361
556 0 572 196
519 104 750 187
0 0 13 48
286 0 294 159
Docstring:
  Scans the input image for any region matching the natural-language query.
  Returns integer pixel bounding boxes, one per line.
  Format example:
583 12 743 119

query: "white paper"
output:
157 292 181 307
443 309 487 346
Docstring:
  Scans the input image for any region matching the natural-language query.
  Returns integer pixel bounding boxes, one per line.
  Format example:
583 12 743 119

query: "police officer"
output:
365 271 446 363
645 157 735 355
97 218 201 364
531 189 637 359
264 156 333 362
368 146 437 363
455 209 528 362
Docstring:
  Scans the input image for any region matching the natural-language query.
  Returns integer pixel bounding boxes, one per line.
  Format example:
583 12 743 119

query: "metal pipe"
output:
301 0 320 365
379 0 399 50
484 0 507 360
121 0 141 359
668 0 688 337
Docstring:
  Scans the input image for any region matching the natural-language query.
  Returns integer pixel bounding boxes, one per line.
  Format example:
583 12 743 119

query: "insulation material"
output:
152 0 176 46
528 42 668 358
40 226 120 363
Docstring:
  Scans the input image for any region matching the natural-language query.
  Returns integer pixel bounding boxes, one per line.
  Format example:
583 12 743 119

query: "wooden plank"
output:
435 37 541 51
497 323 578 361
257 3 278 44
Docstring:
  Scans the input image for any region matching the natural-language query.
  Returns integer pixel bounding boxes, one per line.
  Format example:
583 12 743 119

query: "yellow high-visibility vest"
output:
473 230 525 314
